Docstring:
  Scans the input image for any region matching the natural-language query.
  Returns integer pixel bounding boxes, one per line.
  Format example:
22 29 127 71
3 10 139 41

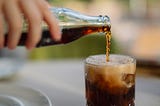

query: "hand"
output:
0 0 61 50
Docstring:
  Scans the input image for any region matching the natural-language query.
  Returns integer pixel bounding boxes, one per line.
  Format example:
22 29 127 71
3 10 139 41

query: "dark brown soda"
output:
85 79 135 106
4 25 110 47
105 30 111 62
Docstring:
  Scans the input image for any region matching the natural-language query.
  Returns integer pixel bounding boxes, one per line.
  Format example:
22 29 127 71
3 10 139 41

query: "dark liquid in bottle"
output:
5 25 110 47
5 24 111 62
85 79 135 106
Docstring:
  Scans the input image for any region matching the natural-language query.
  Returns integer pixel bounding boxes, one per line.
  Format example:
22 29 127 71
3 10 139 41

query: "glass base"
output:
0 84 52 106
0 95 24 106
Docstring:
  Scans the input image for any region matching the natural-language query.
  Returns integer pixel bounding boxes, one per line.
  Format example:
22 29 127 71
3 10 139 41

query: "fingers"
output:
19 0 42 50
0 1 4 48
36 0 61 41
0 13 4 48
3 0 22 49
43 9 61 41
0 0 61 50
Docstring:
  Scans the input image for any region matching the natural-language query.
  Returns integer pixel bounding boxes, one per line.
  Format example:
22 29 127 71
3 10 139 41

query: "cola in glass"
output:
85 54 136 106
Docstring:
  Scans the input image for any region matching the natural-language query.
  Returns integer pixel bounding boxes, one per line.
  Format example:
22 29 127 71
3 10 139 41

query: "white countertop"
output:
0 60 160 106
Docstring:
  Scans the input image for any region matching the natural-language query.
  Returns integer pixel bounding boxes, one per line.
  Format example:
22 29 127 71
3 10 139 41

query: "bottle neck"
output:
24 7 111 33
50 8 111 29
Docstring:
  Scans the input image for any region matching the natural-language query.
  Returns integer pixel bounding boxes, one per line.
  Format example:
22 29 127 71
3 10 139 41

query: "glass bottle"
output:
5 7 111 47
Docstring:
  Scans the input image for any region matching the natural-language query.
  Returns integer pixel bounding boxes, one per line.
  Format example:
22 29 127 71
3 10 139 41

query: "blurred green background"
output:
29 34 120 60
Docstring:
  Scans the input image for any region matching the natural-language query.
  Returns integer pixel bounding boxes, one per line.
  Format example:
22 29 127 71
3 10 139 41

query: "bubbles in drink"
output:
122 74 135 88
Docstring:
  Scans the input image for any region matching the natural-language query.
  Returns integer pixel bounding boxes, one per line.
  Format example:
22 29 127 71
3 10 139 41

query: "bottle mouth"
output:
98 15 111 28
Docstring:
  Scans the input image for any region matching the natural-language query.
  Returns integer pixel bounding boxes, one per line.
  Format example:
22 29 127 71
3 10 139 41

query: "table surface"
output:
1 60 160 106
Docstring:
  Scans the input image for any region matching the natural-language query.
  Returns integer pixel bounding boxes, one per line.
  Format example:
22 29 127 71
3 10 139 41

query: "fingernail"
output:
54 32 62 41
55 36 61 41
26 46 34 51
0 43 4 49
26 42 35 51
8 46 16 50
7 43 16 50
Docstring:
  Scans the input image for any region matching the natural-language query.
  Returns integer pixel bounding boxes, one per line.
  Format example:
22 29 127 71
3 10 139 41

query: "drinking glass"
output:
85 54 136 106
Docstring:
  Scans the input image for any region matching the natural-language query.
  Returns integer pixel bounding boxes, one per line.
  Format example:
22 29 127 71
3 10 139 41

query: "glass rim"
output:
85 54 136 66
